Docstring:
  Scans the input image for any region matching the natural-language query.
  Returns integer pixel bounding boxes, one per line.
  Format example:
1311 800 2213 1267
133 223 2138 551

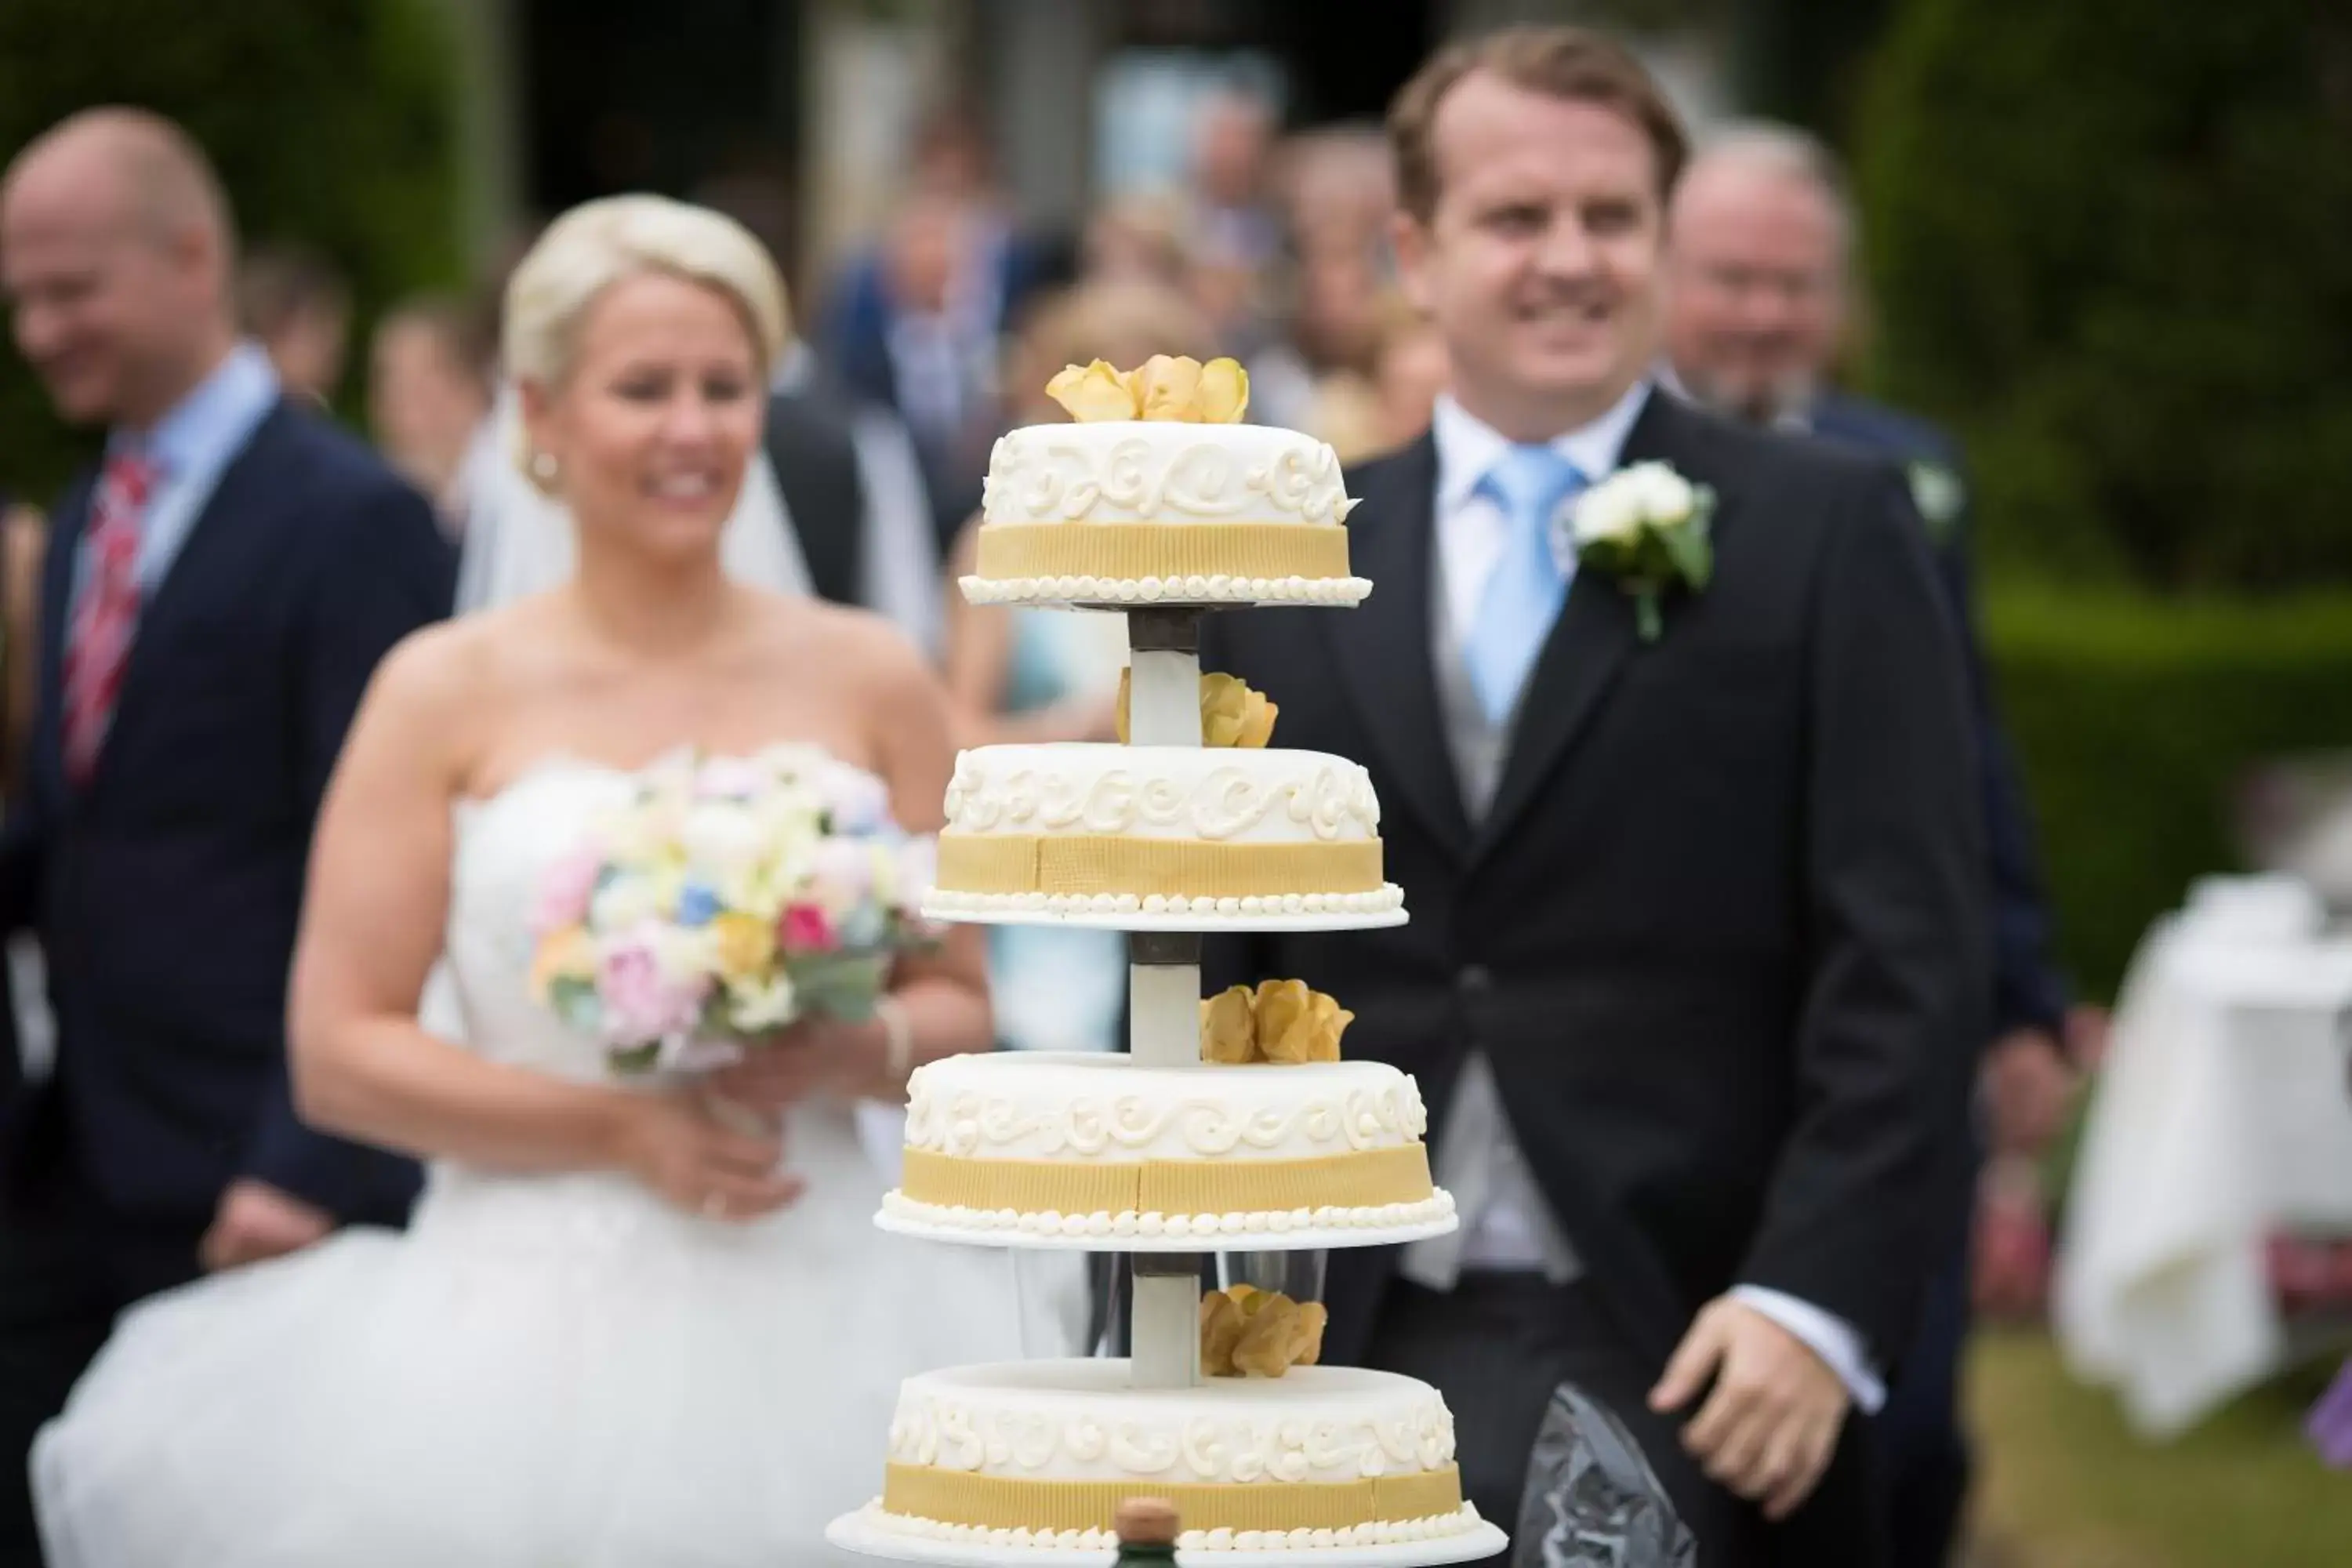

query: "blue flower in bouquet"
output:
675 883 720 927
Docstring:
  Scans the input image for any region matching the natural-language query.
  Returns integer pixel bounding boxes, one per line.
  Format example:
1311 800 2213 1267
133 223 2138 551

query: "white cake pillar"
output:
1126 608 1207 1391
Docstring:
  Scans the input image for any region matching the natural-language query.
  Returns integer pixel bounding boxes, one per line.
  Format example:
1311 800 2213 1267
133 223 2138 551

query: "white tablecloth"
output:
2056 887 2352 1437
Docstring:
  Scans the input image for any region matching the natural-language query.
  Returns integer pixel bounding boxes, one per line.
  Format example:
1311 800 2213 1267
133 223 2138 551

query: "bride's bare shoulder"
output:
363 597 561 746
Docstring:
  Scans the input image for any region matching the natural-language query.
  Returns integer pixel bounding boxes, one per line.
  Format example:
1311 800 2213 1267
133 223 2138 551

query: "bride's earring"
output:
531 450 560 484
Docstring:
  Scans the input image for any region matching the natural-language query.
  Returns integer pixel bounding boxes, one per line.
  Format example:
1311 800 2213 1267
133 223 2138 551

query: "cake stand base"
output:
826 1506 1508 1566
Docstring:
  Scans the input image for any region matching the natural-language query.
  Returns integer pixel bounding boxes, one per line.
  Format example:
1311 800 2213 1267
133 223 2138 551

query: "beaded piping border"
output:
848 1499 1488 1554
878 1187 1457 1243
924 885 1405 920
960 573 1374 608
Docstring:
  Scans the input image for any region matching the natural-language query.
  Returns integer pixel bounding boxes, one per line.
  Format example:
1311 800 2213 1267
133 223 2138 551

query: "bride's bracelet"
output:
876 995 914 1084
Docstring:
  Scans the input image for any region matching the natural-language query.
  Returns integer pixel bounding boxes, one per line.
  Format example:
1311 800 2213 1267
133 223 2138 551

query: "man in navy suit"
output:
1662 124 2075 1566
0 109 452 1563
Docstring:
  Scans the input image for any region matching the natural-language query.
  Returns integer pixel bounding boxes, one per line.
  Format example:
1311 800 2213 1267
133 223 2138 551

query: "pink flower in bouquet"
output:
600 938 702 1043
533 847 603 935
694 755 768 800
779 902 840 955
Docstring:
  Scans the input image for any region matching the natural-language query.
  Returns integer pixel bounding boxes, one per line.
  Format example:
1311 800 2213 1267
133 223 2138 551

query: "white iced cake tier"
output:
858 1359 1480 1552
963 421 1371 607
928 744 1401 920
883 1051 1448 1237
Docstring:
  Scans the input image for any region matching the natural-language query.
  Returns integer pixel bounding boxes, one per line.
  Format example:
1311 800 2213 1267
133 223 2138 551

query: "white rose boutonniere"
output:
1907 459 1965 543
1570 461 1717 643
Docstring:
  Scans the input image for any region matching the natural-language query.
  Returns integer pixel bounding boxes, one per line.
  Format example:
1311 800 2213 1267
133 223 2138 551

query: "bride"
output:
33 195 1081 1565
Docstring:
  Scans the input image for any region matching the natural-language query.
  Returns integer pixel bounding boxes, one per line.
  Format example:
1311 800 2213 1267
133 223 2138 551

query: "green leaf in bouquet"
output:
608 1040 662 1076
550 976 602 1035
785 951 891 1022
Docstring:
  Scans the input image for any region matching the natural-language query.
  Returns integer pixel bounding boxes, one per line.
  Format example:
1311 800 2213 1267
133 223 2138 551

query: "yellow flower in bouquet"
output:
530 925 597 1004
1114 670 1276 748
708 912 775 986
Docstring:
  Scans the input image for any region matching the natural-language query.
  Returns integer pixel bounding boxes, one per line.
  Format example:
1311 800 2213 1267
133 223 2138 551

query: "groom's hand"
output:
1649 1296 1849 1521
200 1178 333 1272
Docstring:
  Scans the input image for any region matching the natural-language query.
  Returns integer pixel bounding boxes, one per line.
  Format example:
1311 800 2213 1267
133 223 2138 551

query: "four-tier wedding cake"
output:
833 357 1502 1563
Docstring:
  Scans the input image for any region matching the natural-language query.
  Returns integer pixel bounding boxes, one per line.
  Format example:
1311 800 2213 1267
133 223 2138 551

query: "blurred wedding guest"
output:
1186 87 1283 354
819 108 1065 551
1191 85 1283 278
1248 240 1391 443
765 330 945 657
1080 189 1196 293
1279 124 1399 270
238 241 352 405
1369 302 1450 453
368 295 492 532
0 108 452 1564
939 280 1212 1054
1663 121 2074 1568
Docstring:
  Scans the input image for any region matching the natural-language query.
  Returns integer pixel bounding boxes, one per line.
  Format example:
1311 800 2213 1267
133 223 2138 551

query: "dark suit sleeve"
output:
1933 528 2070 1040
1739 469 1988 1354
240 476 456 1218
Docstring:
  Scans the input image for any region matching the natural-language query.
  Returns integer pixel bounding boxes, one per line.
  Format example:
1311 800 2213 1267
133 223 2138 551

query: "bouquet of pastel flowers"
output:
528 746 938 1075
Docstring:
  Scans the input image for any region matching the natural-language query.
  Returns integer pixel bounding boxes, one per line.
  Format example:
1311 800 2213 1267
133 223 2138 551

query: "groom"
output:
1200 27 1985 1565
0 109 451 1563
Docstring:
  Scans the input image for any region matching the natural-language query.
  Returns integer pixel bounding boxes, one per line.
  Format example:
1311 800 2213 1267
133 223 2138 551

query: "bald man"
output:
0 109 452 1562
1663 125 2074 1568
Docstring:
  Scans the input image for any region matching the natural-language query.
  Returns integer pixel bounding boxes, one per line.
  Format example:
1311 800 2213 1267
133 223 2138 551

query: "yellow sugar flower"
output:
1045 359 1140 422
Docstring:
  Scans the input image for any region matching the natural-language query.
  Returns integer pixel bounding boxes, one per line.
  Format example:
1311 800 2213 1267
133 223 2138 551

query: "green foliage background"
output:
0 0 463 503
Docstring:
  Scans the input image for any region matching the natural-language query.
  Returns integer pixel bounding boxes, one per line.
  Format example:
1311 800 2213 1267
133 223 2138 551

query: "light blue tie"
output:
1465 445 1587 723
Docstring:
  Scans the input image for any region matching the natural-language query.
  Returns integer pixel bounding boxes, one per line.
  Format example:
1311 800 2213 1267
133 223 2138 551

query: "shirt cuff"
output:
1729 1284 1886 1414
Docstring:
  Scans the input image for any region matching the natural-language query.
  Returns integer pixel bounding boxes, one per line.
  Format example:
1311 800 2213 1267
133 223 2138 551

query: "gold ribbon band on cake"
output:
937 834 1383 899
883 1464 1463 1536
974 521 1351 584
899 1144 1434 1215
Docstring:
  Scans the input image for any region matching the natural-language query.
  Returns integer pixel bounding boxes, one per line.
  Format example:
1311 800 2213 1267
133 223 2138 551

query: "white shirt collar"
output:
1431 378 1653 517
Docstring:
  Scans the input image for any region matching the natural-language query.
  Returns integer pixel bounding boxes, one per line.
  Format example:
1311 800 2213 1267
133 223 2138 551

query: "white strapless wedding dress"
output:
32 757 1087 1566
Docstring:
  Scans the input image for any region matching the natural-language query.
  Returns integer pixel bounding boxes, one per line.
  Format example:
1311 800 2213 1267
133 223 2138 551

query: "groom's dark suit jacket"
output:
0 402 453 1231
1200 390 1988 1376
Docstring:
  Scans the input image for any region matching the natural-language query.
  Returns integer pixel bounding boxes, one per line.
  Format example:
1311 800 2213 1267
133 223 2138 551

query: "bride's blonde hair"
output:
503 194 789 484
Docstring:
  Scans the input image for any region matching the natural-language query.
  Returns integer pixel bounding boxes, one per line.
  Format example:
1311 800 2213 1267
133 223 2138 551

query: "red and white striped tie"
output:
61 452 157 786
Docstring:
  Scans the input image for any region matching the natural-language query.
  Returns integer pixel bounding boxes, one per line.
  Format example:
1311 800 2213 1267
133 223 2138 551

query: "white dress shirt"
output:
1400 383 1887 1413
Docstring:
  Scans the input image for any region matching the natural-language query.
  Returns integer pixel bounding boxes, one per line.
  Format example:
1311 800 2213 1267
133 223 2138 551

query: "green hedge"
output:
0 0 463 502
1855 0 2351 589
1984 586 2352 1000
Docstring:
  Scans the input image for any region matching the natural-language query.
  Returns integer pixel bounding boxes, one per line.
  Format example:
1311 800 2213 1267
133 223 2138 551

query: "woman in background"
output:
939 280 1215 1055
368 295 492 535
